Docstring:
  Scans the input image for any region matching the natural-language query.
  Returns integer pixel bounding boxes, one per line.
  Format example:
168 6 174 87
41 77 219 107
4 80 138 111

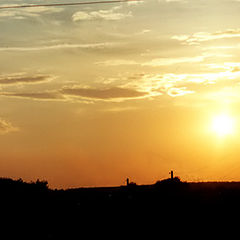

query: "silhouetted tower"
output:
170 171 174 180
126 178 129 186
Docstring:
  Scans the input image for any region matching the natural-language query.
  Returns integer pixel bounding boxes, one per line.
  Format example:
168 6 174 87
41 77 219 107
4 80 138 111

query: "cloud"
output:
0 6 63 20
97 54 215 67
157 70 240 85
167 87 195 97
72 7 132 21
22 6 64 14
122 67 240 99
0 91 64 101
137 29 151 35
102 106 138 112
61 86 148 101
142 56 205 66
96 59 138 66
127 0 144 5
0 86 148 102
206 62 240 72
0 42 115 52
0 73 55 85
0 118 19 135
171 35 189 41
172 29 240 45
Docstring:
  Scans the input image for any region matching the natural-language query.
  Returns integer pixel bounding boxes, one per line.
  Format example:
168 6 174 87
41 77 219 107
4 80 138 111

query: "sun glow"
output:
212 114 235 137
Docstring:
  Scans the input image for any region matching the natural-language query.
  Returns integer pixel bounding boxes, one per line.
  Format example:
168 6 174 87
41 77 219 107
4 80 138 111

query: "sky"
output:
1 0 240 188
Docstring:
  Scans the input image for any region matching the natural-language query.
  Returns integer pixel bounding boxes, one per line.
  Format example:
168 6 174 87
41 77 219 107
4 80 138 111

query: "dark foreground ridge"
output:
1 177 240 238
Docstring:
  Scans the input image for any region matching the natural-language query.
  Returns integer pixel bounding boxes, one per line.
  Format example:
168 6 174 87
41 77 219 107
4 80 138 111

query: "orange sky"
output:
1 0 240 188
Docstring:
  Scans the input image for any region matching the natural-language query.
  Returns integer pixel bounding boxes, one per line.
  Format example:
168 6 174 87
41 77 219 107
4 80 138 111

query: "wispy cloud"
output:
0 91 64 101
0 42 116 52
0 73 55 85
0 118 19 135
61 86 148 101
206 62 240 72
3 65 238 103
167 87 194 97
102 106 138 112
7 65 239 104
122 65 240 99
0 5 63 20
118 73 194 98
172 29 240 45
127 0 144 5
72 6 132 21
96 53 227 67
142 56 205 66
0 86 149 102
96 59 138 66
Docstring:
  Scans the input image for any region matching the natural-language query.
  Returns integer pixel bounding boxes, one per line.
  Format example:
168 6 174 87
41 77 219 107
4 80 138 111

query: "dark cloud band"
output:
61 86 147 100
0 75 53 85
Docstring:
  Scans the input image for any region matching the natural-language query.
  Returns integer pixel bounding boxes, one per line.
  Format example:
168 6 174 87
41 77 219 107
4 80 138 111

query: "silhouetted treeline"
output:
1 177 240 238
0 177 48 192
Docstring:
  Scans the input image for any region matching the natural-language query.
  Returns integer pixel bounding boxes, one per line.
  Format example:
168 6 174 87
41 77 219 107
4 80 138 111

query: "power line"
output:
0 0 142 10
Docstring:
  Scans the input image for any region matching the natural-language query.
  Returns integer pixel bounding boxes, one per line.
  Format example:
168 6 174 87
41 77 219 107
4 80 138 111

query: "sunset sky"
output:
1 0 240 188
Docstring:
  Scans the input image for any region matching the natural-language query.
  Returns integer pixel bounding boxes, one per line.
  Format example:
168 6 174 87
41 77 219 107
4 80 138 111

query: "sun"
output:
212 114 235 137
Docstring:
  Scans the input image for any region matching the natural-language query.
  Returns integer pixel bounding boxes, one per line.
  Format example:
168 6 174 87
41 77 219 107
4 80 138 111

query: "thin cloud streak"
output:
72 6 132 21
61 86 148 100
0 43 116 52
0 92 64 101
172 29 240 45
0 74 55 85
0 87 149 102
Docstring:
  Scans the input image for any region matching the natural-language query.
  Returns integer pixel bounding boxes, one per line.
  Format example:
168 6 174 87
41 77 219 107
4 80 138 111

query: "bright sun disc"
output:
212 114 235 137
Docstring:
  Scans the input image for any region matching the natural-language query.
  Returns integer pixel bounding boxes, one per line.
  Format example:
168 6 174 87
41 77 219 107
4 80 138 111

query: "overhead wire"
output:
0 0 142 10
